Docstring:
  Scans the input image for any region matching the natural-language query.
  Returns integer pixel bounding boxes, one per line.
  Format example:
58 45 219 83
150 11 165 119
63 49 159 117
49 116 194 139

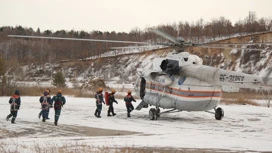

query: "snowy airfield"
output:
0 96 272 152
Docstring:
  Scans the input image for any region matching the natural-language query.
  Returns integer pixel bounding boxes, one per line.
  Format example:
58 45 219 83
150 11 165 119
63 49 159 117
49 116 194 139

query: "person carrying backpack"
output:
124 90 136 117
107 89 118 117
50 90 66 126
6 90 21 124
94 88 105 118
39 90 52 122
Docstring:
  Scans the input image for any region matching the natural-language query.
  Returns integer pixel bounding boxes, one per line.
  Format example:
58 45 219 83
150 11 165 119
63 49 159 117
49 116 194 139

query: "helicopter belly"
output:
143 93 173 108
174 98 220 111
143 92 220 111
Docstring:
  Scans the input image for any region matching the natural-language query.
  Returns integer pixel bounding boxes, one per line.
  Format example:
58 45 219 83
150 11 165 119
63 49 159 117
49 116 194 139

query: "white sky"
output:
1 0 271 33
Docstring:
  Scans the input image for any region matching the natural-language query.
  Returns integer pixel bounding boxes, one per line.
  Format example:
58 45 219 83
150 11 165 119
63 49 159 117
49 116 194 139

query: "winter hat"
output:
15 90 20 95
58 89 62 94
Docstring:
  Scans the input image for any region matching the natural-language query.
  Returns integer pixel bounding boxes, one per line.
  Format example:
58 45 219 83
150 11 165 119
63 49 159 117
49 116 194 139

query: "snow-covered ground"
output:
0 96 272 152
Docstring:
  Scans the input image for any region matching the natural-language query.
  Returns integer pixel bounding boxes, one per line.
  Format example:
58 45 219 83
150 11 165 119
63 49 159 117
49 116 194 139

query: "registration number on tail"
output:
220 74 244 83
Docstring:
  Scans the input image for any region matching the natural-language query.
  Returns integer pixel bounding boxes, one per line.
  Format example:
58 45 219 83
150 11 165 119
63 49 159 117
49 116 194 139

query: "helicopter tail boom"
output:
181 65 272 90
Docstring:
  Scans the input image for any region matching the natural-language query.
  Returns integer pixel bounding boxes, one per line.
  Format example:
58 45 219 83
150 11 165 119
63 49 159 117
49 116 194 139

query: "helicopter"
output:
8 29 272 120
133 29 272 120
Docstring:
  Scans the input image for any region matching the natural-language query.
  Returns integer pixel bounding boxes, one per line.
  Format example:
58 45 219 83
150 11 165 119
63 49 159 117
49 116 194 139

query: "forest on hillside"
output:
0 11 272 65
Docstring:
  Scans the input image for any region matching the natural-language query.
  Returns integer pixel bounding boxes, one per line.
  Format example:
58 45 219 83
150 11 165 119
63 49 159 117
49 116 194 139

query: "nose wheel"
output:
215 107 224 120
149 108 160 120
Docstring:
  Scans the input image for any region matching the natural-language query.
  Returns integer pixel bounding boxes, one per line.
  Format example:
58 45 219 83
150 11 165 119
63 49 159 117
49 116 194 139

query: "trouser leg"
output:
38 110 42 119
94 109 98 116
108 105 113 116
126 105 130 117
46 107 50 119
97 105 102 118
11 111 17 123
111 106 115 115
6 113 12 121
54 108 62 123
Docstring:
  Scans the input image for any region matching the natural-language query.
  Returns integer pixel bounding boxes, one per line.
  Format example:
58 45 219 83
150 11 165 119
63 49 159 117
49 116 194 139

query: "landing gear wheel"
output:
156 108 160 117
215 107 224 120
149 108 156 120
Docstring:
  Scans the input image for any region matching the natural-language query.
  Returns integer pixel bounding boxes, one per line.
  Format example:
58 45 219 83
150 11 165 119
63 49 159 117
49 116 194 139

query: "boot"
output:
6 114 12 121
112 110 116 116
42 117 46 122
11 118 15 124
127 113 131 117
54 121 58 126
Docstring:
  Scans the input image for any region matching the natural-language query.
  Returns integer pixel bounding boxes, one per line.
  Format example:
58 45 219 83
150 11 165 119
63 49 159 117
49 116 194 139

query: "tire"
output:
156 108 160 117
149 108 156 120
215 107 224 120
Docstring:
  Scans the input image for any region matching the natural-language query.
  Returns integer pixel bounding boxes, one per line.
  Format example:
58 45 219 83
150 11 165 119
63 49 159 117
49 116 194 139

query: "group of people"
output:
6 87 137 125
94 88 137 118
6 89 66 126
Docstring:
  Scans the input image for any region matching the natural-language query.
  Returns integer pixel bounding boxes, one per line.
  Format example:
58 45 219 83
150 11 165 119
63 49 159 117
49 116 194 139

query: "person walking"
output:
107 89 118 116
124 90 136 117
39 90 52 122
50 90 66 126
6 90 21 124
94 88 105 118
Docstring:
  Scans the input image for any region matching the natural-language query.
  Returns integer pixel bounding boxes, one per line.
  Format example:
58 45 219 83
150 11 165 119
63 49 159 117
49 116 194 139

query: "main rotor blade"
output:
199 45 270 51
149 29 180 44
8 35 148 44
209 42 272 45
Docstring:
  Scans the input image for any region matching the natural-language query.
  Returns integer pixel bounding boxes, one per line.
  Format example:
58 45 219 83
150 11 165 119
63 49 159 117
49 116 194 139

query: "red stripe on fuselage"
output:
145 82 222 98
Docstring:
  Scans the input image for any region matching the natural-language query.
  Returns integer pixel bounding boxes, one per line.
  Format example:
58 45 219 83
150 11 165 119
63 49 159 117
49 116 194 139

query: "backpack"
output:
42 96 48 105
54 96 63 109
10 98 18 111
41 96 49 110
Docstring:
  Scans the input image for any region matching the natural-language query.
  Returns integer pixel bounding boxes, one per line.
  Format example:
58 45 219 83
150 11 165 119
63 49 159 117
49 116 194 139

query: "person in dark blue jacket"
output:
6 90 21 124
124 90 136 117
39 91 52 122
107 89 118 117
94 88 105 118
50 90 66 126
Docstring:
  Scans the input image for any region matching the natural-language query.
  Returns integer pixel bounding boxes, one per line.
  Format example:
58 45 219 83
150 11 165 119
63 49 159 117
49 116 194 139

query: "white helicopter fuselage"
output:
134 52 271 112
135 75 222 111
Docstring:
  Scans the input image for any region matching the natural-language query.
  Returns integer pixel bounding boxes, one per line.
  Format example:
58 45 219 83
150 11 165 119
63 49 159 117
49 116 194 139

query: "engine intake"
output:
160 59 180 75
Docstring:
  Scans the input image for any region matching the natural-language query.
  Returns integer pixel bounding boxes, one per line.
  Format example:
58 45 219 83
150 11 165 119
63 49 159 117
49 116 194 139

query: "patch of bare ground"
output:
0 121 137 139
221 90 268 106
221 98 259 106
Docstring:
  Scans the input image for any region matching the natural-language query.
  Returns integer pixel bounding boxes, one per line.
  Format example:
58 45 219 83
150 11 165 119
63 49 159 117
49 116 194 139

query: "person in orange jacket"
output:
124 90 136 117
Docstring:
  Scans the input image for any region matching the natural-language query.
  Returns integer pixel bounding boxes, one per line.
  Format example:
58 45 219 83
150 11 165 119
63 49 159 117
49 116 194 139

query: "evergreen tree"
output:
52 71 66 88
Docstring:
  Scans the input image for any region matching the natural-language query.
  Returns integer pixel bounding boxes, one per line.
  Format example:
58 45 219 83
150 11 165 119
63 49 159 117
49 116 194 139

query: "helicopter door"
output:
140 77 146 99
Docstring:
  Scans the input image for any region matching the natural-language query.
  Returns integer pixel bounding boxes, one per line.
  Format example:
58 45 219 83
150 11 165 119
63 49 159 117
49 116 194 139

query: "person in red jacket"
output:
124 90 136 117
